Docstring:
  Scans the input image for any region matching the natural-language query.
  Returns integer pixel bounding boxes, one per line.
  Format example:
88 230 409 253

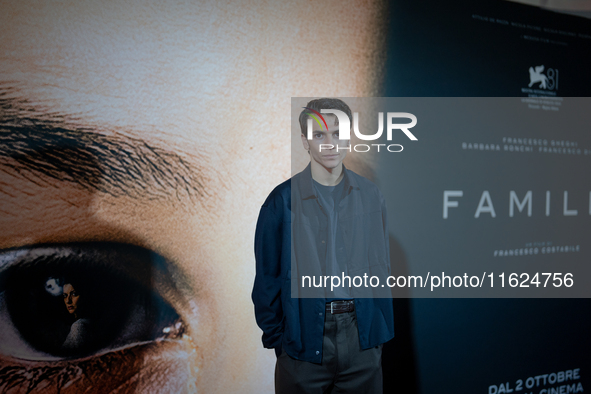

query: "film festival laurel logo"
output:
529 65 549 89
526 64 559 91
303 107 418 153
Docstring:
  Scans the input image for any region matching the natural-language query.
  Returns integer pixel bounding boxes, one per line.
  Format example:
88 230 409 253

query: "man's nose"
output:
325 134 337 146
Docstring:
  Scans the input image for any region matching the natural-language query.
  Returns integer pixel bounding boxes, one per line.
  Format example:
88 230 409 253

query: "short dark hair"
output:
298 98 352 135
61 277 83 295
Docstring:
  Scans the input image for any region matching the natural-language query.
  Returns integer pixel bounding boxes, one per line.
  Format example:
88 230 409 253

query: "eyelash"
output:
0 336 185 393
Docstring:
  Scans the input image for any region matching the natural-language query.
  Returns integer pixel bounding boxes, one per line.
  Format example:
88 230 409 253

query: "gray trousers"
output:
275 311 383 394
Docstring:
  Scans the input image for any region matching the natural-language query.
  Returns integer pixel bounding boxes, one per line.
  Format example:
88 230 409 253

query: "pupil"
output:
1 244 181 358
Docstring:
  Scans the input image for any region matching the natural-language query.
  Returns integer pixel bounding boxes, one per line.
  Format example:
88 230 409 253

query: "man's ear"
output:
301 133 310 151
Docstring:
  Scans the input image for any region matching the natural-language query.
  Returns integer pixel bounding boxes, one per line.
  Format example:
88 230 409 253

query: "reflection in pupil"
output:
6 269 130 357
2 244 182 359
61 281 94 352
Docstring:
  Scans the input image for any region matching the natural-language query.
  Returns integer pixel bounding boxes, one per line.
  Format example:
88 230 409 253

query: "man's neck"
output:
310 160 344 186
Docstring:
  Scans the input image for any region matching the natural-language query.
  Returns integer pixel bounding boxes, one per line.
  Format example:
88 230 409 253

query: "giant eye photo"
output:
0 244 188 391
0 244 182 359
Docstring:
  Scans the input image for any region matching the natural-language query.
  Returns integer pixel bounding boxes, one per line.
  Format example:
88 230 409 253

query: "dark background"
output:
380 1 591 393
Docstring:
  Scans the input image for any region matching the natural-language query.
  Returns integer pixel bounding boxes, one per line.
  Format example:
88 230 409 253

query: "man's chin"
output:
320 161 342 171
311 155 344 171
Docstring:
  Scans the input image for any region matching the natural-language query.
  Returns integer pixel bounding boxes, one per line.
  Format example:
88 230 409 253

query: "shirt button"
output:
319 312 322 316
316 351 320 355
321 240 325 243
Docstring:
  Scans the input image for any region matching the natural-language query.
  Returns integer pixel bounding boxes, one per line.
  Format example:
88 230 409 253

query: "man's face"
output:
301 115 350 171
0 0 384 392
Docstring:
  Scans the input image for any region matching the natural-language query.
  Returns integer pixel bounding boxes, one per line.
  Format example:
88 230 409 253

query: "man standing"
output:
253 98 394 393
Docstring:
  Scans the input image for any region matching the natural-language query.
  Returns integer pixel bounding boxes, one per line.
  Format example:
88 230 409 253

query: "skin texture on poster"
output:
0 0 387 392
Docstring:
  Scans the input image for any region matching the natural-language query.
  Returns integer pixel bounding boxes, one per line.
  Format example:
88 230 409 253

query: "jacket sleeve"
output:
252 201 284 350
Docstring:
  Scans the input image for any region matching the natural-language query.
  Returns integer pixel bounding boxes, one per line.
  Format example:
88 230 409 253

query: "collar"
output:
298 162 359 200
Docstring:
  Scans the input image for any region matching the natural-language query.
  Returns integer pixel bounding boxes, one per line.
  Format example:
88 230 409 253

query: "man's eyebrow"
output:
0 97 205 202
